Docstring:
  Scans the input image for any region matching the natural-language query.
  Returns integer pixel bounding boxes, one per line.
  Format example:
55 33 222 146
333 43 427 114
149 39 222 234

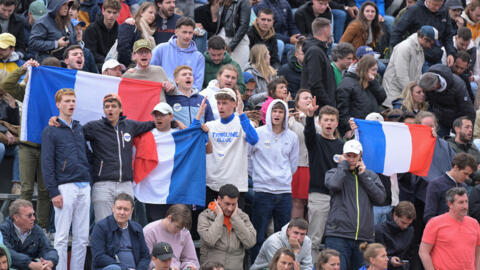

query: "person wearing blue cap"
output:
382 26 437 108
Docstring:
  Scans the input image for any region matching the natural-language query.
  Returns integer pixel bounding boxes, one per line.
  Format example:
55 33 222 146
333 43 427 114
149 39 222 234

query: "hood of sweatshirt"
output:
168 35 198 53
47 0 69 17
453 35 475 50
204 51 235 65
461 10 480 26
266 99 289 132
302 36 328 54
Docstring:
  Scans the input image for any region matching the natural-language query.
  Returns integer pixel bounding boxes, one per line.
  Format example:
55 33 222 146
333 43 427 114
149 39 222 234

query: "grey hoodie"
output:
29 0 77 59
249 99 299 194
250 223 313 270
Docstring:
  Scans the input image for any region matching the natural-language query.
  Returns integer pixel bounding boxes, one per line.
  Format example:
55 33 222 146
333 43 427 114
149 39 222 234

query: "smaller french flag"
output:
354 119 436 176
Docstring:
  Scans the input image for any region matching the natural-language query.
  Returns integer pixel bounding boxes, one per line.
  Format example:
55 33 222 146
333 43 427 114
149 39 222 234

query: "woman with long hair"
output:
245 44 277 107
194 0 220 39
400 81 428 114
317 249 340 270
117 2 157 66
216 0 251 68
358 243 389 270
269 248 296 270
29 0 78 61
340 1 383 52
336 55 386 134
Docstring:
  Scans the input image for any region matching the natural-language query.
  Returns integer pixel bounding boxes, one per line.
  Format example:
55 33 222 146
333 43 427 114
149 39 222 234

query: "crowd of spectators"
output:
0 0 480 268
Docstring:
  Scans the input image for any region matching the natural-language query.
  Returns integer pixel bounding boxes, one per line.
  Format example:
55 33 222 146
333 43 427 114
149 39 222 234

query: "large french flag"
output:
21 66 162 143
133 125 208 206
354 119 436 176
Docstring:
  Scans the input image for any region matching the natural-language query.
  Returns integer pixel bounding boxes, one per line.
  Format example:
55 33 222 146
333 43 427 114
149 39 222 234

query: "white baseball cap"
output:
152 103 173 114
365 112 384 122
343 140 363 154
102 59 126 73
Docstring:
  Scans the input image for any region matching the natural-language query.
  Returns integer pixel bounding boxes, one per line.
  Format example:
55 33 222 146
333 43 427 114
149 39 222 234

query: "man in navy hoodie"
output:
41 88 91 270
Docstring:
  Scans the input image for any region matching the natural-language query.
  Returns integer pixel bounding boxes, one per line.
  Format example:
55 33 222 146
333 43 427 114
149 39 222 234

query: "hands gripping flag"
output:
22 66 207 206
353 119 436 176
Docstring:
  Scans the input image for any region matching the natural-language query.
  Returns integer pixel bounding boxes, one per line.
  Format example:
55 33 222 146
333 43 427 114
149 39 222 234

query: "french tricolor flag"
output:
354 119 436 176
21 66 163 143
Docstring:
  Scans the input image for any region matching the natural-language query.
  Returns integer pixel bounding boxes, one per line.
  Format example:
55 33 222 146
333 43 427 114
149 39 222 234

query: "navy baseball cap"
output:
419 25 441 46
355 46 375 59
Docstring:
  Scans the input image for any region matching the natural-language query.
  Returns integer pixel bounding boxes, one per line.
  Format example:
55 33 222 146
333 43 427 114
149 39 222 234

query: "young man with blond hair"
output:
41 88 91 270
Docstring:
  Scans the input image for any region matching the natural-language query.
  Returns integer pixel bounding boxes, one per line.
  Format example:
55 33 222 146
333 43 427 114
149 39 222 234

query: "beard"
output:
459 132 472 143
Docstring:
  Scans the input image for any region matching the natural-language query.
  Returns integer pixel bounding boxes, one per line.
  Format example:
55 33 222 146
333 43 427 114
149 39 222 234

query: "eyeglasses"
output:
162 18 168 30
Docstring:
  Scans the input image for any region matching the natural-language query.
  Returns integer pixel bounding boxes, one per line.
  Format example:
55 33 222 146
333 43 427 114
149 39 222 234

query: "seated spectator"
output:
153 0 180 44
0 0 26 58
68 0 79 19
447 116 480 167
71 19 98 73
247 8 280 68
91 193 150 270
197 184 256 270
102 58 125 77
424 152 476 222
116 2 157 67
336 55 386 135
254 0 301 63
250 100 299 260
462 0 480 45
243 72 256 109
194 0 219 39
278 38 305 98
84 0 121 71
201 64 239 119
340 1 383 52
259 77 290 123
0 87 19 194
330 42 355 87
29 0 77 61
151 17 205 90
358 243 389 270
399 81 428 114
317 249 341 270
122 39 174 102
300 18 336 108
144 204 199 270
0 33 23 79
382 26 436 108
151 242 176 270
418 64 476 138
216 0 250 69
451 51 475 101
78 0 100 27
166 65 214 126
203 36 245 93
24 0 47 59
201 261 224 270
392 0 416 25
295 0 332 37
0 199 58 269
251 218 312 270
324 140 386 270
446 0 465 35
244 44 277 104
0 245 11 270
329 0 357 43
375 201 416 270
267 248 297 270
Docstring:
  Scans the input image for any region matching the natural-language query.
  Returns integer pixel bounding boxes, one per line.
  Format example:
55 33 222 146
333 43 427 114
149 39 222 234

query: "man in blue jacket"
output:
41 88 91 270
0 199 58 270
91 193 150 270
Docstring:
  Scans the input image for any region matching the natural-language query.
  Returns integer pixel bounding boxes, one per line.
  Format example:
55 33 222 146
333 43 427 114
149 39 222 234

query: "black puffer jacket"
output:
425 64 475 130
300 36 336 108
278 52 302 98
294 1 331 36
83 116 154 183
336 72 386 134
216 0 251 51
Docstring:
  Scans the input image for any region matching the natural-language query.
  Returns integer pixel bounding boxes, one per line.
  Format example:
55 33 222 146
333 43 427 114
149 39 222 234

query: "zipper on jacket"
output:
354 172 360 240
115 128 123 182
121 130 125 148
98 160 104 177
62 160 66 172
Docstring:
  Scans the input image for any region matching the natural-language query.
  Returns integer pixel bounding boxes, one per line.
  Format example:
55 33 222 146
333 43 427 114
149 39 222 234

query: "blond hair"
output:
249 44 276 82
401 81 428 113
